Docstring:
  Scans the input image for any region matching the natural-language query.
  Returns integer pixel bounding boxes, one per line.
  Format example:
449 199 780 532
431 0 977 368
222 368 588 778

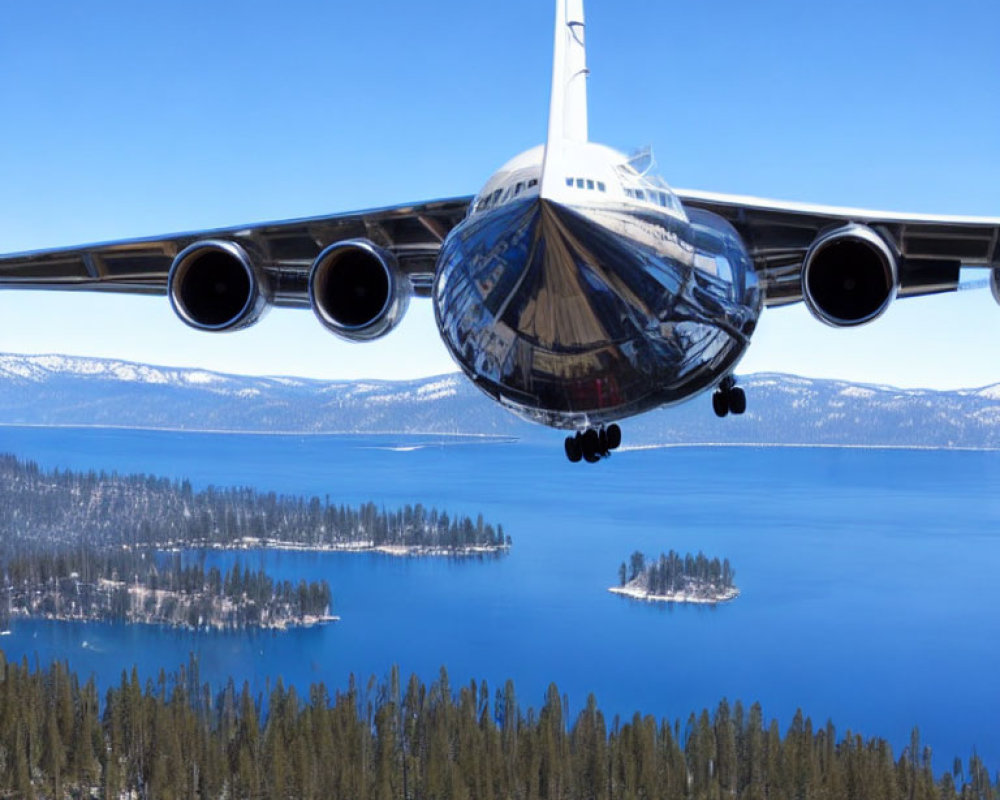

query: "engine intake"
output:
168 240 269 331
309 239 410 341
802 224 898 327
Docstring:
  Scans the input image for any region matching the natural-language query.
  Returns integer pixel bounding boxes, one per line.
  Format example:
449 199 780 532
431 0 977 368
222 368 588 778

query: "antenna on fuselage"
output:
540 0 589 198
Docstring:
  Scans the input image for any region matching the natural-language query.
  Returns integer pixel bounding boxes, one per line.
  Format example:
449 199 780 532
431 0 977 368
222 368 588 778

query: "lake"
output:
0 426 997 770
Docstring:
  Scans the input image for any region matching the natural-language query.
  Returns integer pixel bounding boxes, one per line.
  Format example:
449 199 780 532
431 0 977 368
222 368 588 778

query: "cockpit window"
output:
616 151 684 215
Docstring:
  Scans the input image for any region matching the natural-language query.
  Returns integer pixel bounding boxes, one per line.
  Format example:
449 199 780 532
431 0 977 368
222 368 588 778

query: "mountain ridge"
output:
1 353 997 448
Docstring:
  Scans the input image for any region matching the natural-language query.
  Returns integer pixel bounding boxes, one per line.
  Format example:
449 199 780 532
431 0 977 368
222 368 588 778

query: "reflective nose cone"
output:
434 197 756 429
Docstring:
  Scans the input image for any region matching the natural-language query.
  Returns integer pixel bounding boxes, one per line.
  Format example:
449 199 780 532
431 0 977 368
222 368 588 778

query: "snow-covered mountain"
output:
1 353 998 448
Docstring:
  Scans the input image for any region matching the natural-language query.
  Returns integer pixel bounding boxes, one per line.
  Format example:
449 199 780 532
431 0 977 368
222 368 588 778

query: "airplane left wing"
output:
676 188 1000 308
0 198 472 305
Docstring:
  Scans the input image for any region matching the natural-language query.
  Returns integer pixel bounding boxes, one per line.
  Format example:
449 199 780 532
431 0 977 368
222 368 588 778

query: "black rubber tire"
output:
606 423 622 450
581 428 600 461
712 391 729 418
730 386 747 415
564 435 582 463
598 427 609 455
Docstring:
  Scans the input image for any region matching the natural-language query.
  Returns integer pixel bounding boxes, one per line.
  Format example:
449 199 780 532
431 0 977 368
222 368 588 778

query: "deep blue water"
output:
0 426 997 769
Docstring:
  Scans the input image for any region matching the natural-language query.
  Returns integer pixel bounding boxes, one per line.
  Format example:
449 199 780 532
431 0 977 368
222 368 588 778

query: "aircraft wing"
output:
676 189 1000 307
0 198 472 305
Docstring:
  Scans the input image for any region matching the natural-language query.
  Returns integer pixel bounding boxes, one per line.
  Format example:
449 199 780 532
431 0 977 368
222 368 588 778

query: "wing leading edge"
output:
2 191 997 313
677 189 1000 307
0 198 472 304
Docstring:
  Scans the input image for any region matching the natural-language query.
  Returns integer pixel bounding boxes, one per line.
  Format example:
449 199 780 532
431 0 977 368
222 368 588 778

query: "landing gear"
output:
565 424 621 463
712 377 746 418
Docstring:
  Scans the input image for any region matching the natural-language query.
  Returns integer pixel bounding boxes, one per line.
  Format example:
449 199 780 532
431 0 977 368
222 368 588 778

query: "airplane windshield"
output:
618 147 685 214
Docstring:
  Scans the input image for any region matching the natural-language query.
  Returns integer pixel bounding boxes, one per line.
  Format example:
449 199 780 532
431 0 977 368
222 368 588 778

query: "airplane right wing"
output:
676 189 1000 310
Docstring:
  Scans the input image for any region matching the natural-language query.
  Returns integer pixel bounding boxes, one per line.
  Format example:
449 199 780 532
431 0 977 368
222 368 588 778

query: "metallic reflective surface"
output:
802 224 898 327
168 240 270 332
434 197 761 429
309 239 410 342
677 189 999 306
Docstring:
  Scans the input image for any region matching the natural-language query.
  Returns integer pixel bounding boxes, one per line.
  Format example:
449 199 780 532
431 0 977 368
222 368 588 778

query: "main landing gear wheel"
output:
564 423 622 464
712 378 747 418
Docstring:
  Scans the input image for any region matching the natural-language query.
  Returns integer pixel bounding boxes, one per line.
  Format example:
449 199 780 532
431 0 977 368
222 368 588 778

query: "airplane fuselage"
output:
433 142 763 430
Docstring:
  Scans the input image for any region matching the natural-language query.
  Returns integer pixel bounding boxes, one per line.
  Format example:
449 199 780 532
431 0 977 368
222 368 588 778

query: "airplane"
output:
1 0 997 464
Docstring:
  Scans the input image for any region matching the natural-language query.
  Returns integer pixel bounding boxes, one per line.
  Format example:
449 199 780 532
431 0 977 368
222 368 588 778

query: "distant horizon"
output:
2 349 998 394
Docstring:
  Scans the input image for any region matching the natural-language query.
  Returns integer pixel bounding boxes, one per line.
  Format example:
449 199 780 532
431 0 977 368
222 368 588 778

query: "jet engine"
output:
168 240 270 332
801 224 898 327
309 239 410 341
991 268 1000 306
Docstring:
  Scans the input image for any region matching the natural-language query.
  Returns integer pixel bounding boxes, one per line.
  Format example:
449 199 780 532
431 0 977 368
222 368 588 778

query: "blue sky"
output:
0 0 997 388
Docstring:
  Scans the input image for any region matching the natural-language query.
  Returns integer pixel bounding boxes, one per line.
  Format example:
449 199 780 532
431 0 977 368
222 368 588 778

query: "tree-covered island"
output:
0 549 335 631
611 550 738 604
0 453 509 631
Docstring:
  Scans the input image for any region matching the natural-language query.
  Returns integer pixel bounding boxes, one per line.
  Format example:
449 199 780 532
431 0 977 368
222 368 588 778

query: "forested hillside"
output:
0 654 992 800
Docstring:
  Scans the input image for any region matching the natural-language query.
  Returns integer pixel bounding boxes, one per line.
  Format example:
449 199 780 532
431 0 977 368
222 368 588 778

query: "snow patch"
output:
840 386 876 399
184 371 223 385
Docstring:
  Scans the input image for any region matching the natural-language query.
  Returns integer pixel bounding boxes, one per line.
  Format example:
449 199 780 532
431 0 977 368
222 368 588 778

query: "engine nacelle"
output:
168 240 270 332
991 268 1000 306
802 224 898 327
309 239 410 341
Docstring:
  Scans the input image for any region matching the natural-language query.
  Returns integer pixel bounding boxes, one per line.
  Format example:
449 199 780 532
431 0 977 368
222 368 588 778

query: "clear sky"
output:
0 0 998 389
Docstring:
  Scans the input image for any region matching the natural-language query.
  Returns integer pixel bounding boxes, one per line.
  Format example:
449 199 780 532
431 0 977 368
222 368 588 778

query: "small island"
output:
610 550 738 604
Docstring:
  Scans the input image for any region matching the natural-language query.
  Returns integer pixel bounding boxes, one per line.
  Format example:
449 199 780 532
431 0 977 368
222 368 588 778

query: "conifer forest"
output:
0 654 994 800
0 453 507 630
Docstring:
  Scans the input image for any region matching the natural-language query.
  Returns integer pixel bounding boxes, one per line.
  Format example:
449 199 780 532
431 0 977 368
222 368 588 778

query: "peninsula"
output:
1 554 334 631
0 453 510 555
0 452 509 631
610 550 738 604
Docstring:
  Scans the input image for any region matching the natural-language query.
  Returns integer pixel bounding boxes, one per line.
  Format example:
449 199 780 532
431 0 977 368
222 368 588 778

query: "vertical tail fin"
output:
540 0 589 198
547 0 589 144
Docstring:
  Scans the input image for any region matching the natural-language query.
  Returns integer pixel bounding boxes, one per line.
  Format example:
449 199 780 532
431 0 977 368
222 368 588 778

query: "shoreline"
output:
154 538 511 557
1 423 996 452
2 608 340 633
0 422 516 441
608 585 740 605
